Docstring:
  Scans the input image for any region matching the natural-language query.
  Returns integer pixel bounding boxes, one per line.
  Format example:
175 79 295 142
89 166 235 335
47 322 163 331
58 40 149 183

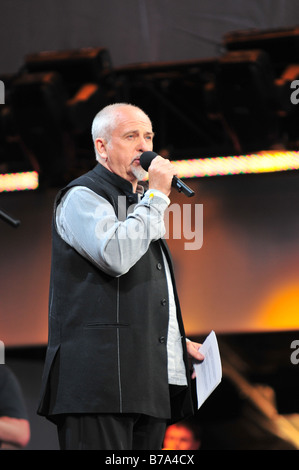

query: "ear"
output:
95 137 108 160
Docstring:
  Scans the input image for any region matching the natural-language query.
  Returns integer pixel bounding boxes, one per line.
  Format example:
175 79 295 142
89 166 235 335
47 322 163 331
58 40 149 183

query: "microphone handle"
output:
172 176 195 197
0 209 21 227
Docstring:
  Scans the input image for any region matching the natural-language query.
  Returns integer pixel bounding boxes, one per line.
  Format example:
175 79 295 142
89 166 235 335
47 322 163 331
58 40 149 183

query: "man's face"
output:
95 106 154 186
163 425 201 450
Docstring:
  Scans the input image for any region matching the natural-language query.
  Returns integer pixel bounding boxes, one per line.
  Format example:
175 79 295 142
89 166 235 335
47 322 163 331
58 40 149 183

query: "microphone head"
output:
140 151 158 171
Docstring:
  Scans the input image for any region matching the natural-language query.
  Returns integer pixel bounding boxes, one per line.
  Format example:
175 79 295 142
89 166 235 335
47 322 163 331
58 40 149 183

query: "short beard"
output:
131 165 147 182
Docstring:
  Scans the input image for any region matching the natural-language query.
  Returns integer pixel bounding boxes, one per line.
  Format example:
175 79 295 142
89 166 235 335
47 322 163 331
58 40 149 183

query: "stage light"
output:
0 171 39 192
171 151 299 178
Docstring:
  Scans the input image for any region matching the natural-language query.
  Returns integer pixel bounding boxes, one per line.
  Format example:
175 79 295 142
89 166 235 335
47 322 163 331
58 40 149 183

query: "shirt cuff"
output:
144 189 171 206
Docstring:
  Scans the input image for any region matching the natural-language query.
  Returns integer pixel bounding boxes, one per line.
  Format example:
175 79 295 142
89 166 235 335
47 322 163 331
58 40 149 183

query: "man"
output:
38 103 203 450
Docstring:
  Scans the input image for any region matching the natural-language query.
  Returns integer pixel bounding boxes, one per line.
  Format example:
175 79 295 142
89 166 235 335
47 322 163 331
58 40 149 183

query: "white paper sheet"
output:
194 330 222 409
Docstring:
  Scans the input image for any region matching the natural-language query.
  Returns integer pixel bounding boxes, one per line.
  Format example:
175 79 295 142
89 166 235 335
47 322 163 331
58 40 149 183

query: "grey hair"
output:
91 103 151 161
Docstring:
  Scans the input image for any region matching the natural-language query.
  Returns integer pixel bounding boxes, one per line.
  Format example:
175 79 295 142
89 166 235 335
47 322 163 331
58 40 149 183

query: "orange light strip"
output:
171 151 299 178
0 151 297 193
0 171 39 192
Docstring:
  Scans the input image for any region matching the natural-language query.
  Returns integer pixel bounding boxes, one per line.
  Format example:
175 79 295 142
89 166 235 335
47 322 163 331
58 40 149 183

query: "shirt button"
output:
156 263 162 270
159 336 165 344
161 298 167 306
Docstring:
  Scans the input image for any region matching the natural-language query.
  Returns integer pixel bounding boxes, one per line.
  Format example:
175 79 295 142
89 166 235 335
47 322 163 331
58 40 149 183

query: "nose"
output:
137 136 152 152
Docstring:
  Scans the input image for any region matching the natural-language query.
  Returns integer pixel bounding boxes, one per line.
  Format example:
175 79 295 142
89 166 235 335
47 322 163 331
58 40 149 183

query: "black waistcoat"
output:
38 164 193 421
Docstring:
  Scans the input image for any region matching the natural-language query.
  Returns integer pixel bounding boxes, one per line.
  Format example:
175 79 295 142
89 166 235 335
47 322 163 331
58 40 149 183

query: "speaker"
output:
214 49 278 151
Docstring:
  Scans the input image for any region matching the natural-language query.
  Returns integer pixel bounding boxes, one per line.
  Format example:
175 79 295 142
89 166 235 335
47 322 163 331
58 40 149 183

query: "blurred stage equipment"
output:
206 49 279 153
0 28 299 186
25 47 112 93
223 26 299 73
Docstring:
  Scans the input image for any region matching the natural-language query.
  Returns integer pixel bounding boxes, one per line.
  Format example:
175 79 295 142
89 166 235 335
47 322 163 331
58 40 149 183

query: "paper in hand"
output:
194 330 222 409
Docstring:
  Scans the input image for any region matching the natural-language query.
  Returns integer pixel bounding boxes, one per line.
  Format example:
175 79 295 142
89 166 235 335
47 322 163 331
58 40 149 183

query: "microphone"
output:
140 151 195 197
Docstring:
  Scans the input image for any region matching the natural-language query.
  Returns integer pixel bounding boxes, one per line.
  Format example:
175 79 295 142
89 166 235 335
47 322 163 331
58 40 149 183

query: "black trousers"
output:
57 413 167 450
